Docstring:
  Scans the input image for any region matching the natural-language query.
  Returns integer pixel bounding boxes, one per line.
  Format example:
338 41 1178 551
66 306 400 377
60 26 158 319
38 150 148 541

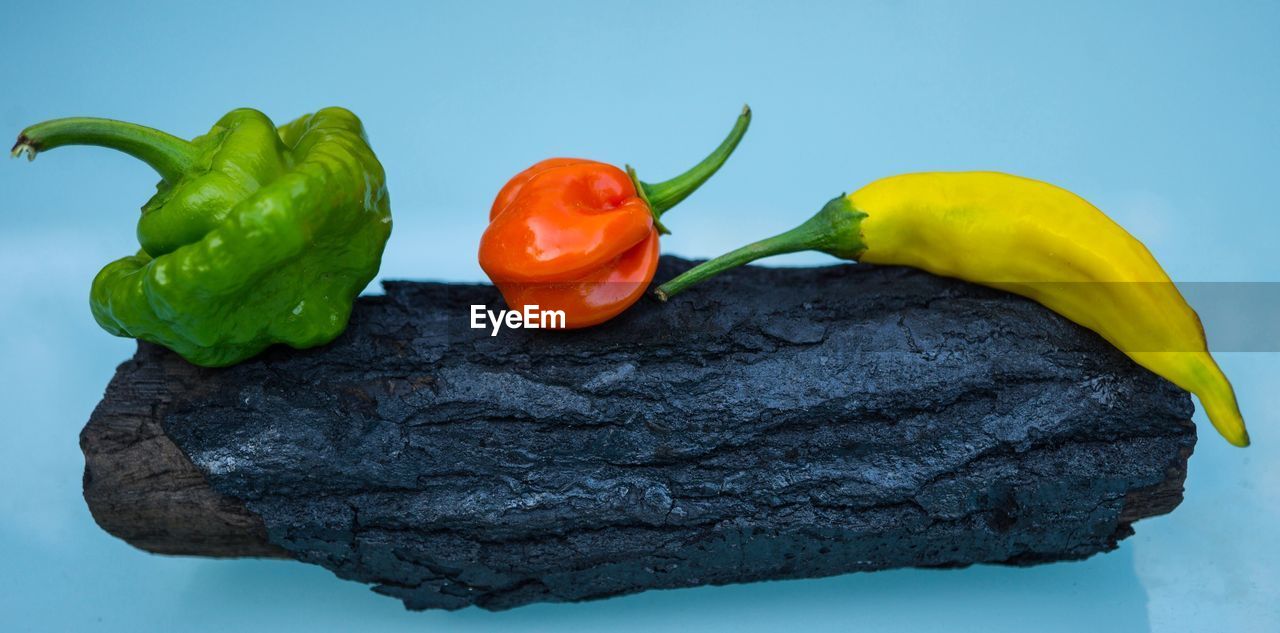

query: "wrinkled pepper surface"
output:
479 107 751 328
657 172 1249 447
12 107 392 367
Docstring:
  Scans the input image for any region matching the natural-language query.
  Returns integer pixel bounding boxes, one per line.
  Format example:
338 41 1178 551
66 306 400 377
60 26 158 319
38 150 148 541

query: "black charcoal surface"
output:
83 257 1195 611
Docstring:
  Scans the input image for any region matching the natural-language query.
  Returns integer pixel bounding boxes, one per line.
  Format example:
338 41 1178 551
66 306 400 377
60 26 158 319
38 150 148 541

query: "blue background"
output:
2 1 1277 631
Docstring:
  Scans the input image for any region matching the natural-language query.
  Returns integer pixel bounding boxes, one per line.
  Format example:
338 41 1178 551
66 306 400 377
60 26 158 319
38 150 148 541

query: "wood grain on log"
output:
81 257 1196 610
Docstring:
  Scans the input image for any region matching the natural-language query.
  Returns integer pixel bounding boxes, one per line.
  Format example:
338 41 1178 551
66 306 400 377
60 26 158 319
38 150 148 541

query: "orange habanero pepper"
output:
479 107 751 329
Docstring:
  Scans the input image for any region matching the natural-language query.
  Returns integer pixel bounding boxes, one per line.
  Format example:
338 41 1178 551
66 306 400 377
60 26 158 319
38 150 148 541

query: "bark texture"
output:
82 257 1196 611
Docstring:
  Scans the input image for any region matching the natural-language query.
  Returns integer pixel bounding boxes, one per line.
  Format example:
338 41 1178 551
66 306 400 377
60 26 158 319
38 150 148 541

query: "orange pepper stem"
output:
626 165 670 235
627 104 752 234
654 195 867 301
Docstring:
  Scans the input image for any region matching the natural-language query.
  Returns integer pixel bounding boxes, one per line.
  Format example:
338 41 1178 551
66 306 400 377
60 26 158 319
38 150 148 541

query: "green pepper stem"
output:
635 104 752 218
655 195 868 301
11 117 197 182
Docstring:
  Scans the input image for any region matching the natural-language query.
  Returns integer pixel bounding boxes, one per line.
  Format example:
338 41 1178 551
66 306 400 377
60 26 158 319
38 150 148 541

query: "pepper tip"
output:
10 135 36 161
654 288 670 302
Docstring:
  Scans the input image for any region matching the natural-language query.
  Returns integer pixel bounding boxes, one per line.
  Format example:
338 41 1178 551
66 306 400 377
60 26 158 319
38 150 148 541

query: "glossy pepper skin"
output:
479 107 751 328
657 172 1249 447
12 108 392 367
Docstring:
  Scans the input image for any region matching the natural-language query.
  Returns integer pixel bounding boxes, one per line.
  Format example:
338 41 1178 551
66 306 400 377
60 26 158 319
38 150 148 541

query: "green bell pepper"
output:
12 107 392 366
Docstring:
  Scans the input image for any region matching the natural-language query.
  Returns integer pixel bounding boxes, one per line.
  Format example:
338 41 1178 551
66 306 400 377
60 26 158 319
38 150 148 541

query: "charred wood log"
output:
81 257 1196 610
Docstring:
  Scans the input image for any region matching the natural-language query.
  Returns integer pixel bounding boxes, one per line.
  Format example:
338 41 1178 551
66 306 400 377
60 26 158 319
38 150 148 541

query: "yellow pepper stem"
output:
655 195 867 301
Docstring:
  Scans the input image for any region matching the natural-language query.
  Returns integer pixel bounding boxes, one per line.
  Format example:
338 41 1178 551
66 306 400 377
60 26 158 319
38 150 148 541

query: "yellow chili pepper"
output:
657 172 1249 447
